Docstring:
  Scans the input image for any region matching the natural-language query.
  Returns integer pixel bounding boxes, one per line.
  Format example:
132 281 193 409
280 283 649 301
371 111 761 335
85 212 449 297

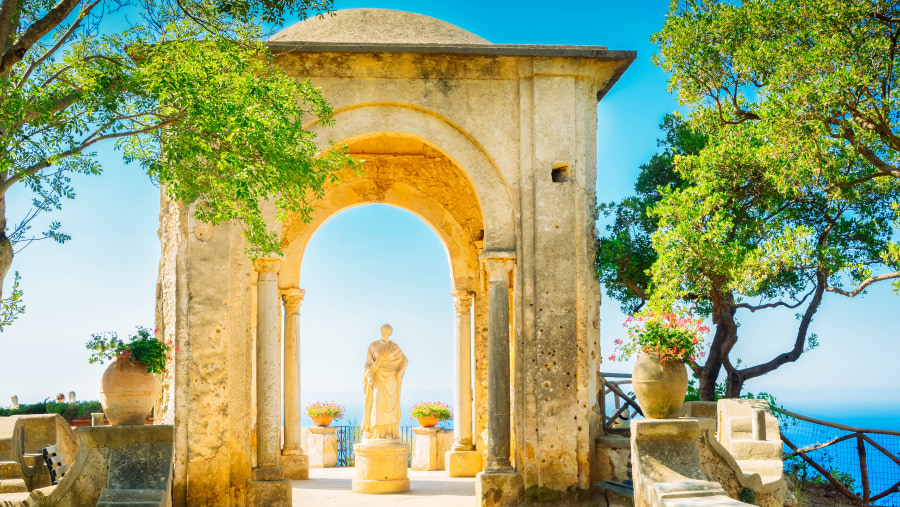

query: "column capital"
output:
481 253 515 284
253 258 281 274
281 288 306 313
452 290 474 315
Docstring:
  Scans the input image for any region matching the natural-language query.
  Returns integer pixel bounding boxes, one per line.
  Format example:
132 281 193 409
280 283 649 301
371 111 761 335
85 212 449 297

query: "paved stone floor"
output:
292 467 476 506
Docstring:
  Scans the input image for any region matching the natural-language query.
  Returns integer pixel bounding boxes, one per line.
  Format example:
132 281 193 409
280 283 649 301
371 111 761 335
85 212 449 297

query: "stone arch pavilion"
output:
155 9 634 507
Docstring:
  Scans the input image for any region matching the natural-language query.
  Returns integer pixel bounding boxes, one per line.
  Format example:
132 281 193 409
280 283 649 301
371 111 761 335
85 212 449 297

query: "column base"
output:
352 442 410 494
476 469 524 507
248 469 290 507
280 453 309 480
446 450 483 477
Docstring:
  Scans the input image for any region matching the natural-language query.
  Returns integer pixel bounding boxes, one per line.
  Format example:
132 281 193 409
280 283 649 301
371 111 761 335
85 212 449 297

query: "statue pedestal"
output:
352 441 410 494
446 449 483 477
411 427 453 471
307 427 338 468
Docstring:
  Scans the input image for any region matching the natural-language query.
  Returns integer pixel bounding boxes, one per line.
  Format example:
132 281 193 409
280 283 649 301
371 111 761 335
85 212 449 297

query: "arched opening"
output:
276 132 488 496
297 204 456 427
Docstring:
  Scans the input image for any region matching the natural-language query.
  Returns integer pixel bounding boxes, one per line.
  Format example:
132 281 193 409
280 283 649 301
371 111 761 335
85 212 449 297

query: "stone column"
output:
249 259 290 506
476 254 523 506
280 288 308 480
483 256 515 472
452 289 475 451
447 290 482 477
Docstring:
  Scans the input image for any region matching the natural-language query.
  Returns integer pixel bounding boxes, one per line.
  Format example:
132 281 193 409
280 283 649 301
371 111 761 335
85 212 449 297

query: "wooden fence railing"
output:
776 408 900 505
599 372 642 432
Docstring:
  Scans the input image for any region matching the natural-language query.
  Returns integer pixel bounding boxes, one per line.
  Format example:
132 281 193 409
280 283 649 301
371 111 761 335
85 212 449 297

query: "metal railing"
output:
334 425 415 467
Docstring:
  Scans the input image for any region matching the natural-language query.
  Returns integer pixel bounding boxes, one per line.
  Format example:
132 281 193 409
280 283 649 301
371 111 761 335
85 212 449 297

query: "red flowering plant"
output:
609 312 709 364
86 327 178 374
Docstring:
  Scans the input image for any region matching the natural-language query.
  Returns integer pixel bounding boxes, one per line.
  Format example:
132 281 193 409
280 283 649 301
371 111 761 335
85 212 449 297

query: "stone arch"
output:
302 102 514 244
280 130 491 293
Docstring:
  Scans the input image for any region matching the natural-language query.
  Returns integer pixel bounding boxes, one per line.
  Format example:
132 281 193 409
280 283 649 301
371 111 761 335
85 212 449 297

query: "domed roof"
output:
269 9 491 45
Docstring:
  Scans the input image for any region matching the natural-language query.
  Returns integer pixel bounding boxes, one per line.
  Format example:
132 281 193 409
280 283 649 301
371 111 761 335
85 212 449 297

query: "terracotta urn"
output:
632 353 688 419
99 356 157 426
416 416 439 428
312 415 334 427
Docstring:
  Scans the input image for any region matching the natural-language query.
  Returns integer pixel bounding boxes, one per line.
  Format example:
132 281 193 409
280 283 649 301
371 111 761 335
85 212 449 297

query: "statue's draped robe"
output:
363 340 407 440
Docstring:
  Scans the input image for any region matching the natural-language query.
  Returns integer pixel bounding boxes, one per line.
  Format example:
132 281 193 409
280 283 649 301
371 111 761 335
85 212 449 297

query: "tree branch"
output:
735 288 813 312
826 272 900 297
16 0 100 88
735 271 827 382
838 124 900 180
0 0 83 75
0 0 19 54
0 116 179 195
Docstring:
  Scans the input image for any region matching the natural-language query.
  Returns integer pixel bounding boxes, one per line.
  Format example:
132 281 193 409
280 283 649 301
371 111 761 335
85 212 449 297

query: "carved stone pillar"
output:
249 259 290 505
452 289 475 451
280 288 308 480
447 290 482 477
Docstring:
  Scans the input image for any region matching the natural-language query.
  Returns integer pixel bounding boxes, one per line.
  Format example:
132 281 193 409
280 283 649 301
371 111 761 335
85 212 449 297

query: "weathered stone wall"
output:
158 47 626 505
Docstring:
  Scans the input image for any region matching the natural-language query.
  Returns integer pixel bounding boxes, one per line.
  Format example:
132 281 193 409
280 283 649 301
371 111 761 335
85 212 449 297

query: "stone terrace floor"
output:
292 467 476 506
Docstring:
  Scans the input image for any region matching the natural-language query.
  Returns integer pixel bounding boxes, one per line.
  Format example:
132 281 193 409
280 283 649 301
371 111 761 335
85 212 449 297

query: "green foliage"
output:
596 114 704 314
652 0 900 296
0 399 102 419
0 271 25 332
611 312 710 363
784 451 856 492
0 0 353 324
306 401 344 419
85 326 173 374
409 401 452 421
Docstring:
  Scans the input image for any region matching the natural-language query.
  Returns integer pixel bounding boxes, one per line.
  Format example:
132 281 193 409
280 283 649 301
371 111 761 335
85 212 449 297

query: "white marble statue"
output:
8 395 19 410
362 324 408 441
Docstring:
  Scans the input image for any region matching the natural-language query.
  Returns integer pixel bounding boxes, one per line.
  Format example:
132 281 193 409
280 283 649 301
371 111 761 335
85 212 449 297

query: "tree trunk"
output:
0 194 11 299
696 322 725 401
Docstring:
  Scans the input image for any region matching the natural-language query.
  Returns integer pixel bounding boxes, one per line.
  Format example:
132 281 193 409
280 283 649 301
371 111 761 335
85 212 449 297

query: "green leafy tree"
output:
0 0 351 324
597 0 900 399
652 0 900 292
599 112 898 399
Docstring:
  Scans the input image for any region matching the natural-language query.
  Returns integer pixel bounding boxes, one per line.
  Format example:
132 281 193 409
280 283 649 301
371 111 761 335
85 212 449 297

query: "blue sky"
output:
1 0 897 429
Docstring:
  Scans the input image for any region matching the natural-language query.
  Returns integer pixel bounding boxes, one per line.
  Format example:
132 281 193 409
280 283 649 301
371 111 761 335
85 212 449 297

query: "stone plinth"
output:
476 469 523 507
248 473 290 507
307 427 338 468
446 449 483 477
280 453 309 479
411 427 453 471
352 441 410 494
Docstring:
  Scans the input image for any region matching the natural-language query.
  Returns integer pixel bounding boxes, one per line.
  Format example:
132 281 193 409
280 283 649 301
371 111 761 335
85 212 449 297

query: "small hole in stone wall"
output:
551 162 571 182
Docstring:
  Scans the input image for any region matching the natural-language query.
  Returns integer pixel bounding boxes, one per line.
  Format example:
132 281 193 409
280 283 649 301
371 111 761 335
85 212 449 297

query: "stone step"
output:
96 488 166 507
0 461 24 480
0 477 27 494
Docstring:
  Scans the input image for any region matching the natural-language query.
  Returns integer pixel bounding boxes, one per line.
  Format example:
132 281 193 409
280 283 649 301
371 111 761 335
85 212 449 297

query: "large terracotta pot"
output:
100 356 157 426
632 354 688 419
417 416 439 428
311 415 333 427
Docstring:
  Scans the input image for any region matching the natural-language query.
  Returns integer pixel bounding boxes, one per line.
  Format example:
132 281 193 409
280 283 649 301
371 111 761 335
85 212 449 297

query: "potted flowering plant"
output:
86 327 176 425
409 401 452 428
610 313 709 419
306 402 344 427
